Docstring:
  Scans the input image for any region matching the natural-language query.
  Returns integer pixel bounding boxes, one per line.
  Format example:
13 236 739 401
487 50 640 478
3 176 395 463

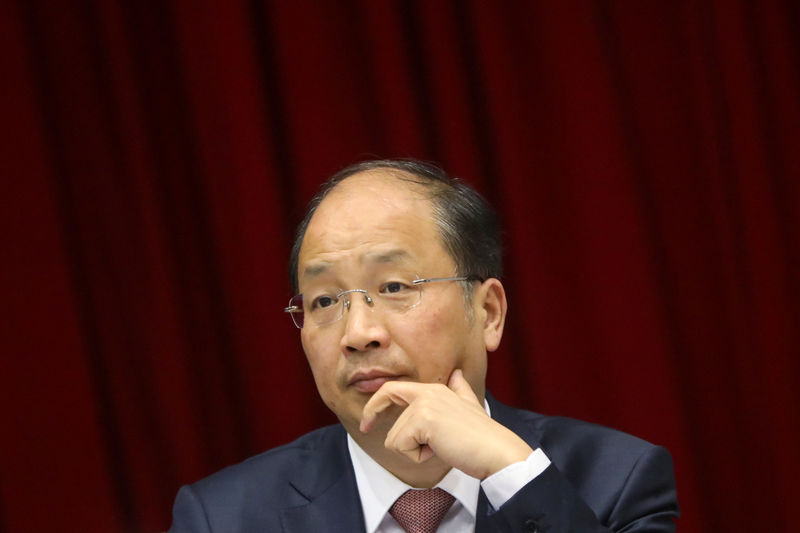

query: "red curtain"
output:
2 2 798 532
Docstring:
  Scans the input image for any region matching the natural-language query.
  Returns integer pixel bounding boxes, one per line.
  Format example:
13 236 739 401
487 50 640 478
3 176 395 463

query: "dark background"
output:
2 2 798 532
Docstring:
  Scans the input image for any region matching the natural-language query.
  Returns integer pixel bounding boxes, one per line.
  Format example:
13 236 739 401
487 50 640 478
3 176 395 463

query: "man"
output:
169 159 679 532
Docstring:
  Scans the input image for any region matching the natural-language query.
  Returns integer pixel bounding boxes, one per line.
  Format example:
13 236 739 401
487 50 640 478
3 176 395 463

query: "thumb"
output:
447 369 479 402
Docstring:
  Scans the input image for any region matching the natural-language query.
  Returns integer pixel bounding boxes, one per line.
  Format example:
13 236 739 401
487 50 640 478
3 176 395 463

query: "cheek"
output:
400 309 471 380
301 333 337 390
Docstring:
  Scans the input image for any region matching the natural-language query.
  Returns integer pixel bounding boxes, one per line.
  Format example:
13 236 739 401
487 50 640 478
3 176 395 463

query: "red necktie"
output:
389 488 456 533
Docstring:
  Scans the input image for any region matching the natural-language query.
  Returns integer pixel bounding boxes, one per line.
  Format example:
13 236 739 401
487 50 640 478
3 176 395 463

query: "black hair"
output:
288 158 502 294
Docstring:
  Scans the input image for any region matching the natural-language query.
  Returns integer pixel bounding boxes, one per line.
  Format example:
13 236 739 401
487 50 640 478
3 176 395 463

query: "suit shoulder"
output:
537 414 655 453
188 424 344 499
493 399 666 473
533 413 673 491
490 404 678 528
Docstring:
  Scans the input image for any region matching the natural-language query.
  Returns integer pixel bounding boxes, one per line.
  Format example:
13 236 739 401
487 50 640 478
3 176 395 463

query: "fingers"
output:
359 381 418 433
362 372 481 466
358 370 533 478
447 369 479 403
382 385 453 465
361 370 480 433
385 413 436 464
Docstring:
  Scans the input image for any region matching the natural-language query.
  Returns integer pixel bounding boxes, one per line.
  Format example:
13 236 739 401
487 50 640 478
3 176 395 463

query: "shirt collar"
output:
346 400 491 533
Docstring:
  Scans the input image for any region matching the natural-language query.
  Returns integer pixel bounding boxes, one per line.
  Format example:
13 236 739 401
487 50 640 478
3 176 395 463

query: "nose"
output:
339 292 390 353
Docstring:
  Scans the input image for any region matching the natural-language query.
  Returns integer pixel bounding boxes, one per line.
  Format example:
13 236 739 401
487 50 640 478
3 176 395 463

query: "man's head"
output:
289 159 502 295
289 160 507 436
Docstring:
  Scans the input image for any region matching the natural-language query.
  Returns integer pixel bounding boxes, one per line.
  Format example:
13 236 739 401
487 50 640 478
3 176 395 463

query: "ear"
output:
475 278 507 352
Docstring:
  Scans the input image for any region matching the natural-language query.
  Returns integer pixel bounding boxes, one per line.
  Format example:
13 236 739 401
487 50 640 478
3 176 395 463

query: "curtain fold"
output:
2 2 798 532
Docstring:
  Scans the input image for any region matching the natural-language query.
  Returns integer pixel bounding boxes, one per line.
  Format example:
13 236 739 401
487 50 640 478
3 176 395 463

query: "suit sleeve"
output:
168 485 213 533
487 445 679 533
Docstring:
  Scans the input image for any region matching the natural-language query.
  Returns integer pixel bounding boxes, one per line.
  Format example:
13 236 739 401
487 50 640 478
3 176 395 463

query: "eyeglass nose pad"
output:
341 290 374 313
339 289 375 312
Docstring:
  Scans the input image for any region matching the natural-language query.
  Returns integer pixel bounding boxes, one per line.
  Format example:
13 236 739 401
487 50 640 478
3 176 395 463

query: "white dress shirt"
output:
347 401 551 533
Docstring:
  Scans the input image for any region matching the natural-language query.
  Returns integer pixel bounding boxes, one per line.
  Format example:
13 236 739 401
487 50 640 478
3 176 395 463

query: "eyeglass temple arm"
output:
412 276 476 285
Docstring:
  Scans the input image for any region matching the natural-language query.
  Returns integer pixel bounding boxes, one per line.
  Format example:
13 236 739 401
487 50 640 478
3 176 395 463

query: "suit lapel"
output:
279 425 367 533
475 487 493 532
487 392 544 450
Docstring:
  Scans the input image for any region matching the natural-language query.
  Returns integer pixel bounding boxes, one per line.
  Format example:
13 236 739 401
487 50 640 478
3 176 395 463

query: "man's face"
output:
296 171 490 435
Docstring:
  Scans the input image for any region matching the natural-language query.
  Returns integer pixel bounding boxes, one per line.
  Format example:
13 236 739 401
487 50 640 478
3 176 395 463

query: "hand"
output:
359 369 534 480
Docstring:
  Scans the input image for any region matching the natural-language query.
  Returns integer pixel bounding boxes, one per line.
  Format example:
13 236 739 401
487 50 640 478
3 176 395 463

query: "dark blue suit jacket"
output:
169 396 679 532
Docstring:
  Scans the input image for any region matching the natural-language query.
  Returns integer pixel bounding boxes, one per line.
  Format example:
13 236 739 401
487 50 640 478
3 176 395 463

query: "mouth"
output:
347 370 401 394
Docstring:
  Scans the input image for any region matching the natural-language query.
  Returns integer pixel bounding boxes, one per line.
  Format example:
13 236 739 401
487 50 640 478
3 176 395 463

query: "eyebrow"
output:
302 249 412 279
302 262 332 279
363 249 412 265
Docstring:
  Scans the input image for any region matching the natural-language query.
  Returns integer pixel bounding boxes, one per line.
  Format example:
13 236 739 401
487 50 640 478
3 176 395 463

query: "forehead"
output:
297 171 452 281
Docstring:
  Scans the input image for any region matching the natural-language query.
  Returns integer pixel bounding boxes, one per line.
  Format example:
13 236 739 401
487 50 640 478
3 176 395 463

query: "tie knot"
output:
389 488 456 533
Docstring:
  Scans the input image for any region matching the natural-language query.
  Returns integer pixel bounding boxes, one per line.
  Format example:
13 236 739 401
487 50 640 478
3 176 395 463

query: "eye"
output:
310 294 338 310
380 281 411 294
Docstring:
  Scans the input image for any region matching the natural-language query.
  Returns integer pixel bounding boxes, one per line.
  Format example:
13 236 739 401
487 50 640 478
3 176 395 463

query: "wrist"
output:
484 432 534 478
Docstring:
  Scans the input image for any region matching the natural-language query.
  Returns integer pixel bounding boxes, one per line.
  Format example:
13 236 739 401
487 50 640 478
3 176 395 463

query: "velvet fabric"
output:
1 2 798 532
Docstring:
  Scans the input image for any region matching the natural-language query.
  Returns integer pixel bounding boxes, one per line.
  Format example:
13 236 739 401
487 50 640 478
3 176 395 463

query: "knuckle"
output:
413 404 435 423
